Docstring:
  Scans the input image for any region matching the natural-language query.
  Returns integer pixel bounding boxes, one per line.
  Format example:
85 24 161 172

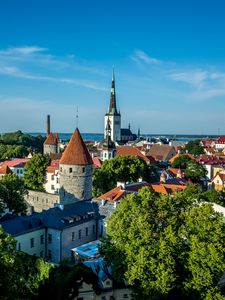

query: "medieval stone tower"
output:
59 128 93 205
43 115 60 155
44 132 60 155
104 69 121 142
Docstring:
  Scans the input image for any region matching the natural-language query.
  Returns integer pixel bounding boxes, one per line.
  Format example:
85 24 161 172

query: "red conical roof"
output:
44 132 57 145
59 128 93 165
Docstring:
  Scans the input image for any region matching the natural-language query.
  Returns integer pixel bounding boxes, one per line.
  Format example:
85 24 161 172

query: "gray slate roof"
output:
1 201 100 236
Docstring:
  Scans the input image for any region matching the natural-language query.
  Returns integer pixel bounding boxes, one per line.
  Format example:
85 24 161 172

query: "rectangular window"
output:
30 238 34 248
48 250 52 260
51 185 55 190
51 175 54 180
40 251 43 257
40 235 44 244
48 234 52 244
69 167 72 173
78 230 81 239
56 178 59 183
85 227 88 236
17 242 21 251
71 232 75 241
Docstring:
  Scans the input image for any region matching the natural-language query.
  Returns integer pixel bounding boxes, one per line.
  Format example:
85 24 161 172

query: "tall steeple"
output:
104 68 121 142
108 68 119 115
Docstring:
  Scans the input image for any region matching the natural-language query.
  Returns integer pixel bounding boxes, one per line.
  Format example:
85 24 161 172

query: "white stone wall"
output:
59 164 93 205
45 170 60 194
47 228 61 263
61 219 97 260
44 144 58 155
104 115 121 142
15 228 46 257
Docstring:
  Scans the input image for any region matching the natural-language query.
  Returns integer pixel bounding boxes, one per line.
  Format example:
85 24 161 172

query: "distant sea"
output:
29 132 219 143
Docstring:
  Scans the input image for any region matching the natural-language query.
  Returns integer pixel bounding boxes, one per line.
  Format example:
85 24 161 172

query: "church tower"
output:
59 128 93 205
102 118 116 161
104 69 121 142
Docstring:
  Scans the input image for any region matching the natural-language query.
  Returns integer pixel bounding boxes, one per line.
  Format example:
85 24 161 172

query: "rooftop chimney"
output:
47 115 50 136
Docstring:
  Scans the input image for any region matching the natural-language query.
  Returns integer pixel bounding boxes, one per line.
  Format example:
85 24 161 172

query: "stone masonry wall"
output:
59 164 92 205
26 190 60 212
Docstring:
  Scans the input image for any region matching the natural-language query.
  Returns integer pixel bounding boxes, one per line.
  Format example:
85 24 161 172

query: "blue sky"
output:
0 0 225 134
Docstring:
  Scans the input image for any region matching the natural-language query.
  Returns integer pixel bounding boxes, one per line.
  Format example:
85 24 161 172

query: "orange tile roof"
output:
116 146 151 162
0 165 12 175
44 132 57 145
60 128 93 165
96 181 186 202
47 166 58 173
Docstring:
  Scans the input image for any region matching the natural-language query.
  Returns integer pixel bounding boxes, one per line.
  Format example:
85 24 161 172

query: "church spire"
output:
108 67 118 115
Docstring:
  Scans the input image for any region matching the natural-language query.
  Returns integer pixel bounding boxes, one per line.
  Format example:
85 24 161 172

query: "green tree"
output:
0 174 27 213
38 262 100 300
0 226 52 300
93 155 156 197
101 188 225 299
185 160 207 183
24 154 50 191
185 140 204 156
171 155 193 169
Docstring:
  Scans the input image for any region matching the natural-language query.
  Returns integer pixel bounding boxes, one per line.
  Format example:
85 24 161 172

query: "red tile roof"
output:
147 145 176 162
116 146 151 163
44 132 58 145
60 128 93 165
92 157 102 168
217 136 225 144
1 158 29 168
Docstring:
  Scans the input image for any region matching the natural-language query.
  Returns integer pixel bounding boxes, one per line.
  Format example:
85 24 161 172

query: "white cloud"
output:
130 50 161 65
0 65 107 91
168 70 208 89
0 46 47 56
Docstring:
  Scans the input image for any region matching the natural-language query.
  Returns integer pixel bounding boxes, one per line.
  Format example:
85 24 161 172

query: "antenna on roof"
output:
76 106 79 129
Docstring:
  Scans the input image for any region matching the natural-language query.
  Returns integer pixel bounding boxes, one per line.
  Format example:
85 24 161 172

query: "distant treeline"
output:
0 130 45 159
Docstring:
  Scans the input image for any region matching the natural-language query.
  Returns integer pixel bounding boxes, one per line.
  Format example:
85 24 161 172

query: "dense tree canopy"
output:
184 160 207 182
0 226 52 300
93 155 159 197
0 174 27 213
0 131 45 159
185 140 204 156
171 155 193 169
100 187 225 299
24 154 50 191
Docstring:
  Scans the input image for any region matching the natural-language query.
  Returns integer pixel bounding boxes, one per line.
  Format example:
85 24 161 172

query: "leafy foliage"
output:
185 140 204 156
24 154 50 191
0 226 52 300
101 187 225 299
0 130 45 159
38 262 100 300
0 174 27 213
93 155 159 197
184 160 207 182
171 155 193 169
